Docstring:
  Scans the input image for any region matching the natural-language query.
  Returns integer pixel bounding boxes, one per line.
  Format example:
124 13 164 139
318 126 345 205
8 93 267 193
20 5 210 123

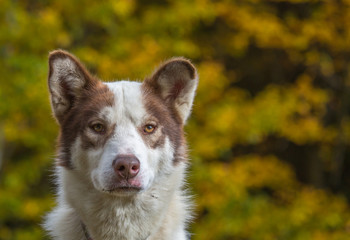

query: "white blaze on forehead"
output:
104 81 146 125
102 80 148 158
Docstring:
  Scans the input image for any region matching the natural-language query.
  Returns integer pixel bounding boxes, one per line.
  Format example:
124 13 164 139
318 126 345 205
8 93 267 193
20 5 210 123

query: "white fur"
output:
45 81 192 240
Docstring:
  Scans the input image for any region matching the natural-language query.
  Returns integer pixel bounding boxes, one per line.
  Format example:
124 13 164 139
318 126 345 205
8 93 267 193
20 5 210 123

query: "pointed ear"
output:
143 58 198 123
48 50 96 124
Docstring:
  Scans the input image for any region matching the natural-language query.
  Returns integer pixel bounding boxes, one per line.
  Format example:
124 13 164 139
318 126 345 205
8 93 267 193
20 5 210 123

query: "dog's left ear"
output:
144 58 198 123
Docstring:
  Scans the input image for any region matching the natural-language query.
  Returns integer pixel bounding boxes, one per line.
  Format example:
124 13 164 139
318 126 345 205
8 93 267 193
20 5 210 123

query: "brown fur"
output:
141 58 197 164
48 50 115 168
58 82 115 168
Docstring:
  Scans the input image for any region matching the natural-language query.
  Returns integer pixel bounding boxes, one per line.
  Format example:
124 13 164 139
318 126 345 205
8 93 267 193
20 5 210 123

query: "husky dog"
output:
44 50 198 240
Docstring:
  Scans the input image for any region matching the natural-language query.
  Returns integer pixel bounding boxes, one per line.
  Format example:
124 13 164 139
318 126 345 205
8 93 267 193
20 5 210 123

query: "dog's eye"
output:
143 124 156 134
91 123 105 133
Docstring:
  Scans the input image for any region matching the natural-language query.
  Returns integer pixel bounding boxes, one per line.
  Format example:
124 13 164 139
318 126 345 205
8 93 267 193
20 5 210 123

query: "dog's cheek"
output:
159 137 176 172
70 136 103 175
89 152 113 191
69 137 85 169
146 137 175 179
86 148 104 171
91 168 103 191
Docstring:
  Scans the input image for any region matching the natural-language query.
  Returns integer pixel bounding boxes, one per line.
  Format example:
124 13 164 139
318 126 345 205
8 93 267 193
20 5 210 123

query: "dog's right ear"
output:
48 50 96 124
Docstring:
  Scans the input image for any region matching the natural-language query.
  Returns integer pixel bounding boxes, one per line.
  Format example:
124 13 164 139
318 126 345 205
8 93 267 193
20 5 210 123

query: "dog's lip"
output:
115 186 142 191
103 186 142 193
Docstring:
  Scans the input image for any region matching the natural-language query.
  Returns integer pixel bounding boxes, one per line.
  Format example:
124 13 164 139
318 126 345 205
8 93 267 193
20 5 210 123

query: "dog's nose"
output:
112 155 140 179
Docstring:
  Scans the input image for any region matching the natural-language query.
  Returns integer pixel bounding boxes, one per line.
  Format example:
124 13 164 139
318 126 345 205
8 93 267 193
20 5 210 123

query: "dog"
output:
44 50 198 240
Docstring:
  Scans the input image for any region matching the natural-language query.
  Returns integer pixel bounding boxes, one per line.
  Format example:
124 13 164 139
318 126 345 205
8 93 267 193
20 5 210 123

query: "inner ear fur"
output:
48 50 97 124
143 57 198 123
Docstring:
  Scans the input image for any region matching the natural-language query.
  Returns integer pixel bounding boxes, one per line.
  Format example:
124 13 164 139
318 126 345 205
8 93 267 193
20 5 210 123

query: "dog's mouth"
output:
102 185 142 194
109 186 141 192
99 177 144 195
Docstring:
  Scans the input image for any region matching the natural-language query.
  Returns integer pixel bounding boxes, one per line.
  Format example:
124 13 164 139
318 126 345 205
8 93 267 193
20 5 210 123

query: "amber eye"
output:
144 124 156 134
91 123 105 133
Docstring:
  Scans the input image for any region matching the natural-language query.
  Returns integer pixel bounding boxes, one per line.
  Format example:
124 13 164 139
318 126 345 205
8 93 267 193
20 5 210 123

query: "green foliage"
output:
1 0 350 239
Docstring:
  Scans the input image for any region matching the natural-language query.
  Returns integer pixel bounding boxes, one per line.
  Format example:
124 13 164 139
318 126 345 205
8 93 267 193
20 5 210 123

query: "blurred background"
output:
1 0 350 239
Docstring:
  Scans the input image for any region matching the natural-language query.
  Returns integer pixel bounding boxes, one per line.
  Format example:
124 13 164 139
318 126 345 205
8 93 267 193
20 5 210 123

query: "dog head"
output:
48 50 198 196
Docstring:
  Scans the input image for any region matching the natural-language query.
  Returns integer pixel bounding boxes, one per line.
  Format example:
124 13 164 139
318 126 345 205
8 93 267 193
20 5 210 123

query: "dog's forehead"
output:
104 81 146 123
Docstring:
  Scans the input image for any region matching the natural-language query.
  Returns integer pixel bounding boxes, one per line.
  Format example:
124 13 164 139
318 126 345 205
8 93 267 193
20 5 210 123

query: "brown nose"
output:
112 155 140 179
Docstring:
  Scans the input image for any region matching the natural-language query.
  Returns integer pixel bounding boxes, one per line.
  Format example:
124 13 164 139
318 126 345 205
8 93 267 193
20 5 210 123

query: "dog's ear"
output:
48 50 96 124
143 58 198 123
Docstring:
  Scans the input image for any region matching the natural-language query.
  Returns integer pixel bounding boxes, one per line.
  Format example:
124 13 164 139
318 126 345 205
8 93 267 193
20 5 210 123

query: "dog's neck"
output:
72 191 162 240
81 221 151 240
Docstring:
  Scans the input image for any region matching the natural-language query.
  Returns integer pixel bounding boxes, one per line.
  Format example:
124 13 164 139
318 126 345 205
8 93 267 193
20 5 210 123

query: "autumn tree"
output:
1 0 350 239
